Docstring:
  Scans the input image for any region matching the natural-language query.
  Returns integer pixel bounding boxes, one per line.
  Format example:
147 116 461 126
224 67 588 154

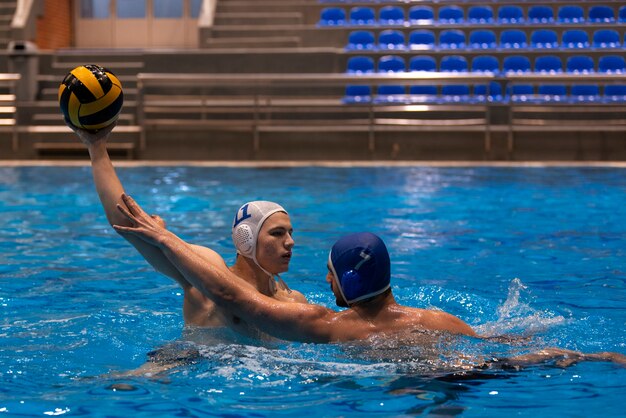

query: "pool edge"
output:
3 160 626 168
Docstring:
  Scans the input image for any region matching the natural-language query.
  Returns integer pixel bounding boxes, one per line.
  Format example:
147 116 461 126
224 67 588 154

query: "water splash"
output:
476 278 567 338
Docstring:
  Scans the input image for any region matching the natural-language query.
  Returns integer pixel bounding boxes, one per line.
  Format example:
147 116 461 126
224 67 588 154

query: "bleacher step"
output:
204 36 302 48
214 12 303 26
52 62 145 71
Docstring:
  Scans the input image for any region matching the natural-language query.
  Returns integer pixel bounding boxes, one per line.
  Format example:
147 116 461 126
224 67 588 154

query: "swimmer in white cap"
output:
115 198 626 368
70 125 306 336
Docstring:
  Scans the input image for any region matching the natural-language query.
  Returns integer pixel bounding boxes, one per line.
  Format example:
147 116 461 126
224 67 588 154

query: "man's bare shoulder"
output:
275 287 307 303
406 307 476 336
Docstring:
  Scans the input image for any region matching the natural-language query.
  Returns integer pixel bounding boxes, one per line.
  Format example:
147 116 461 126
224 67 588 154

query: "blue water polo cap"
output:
328 232 391 305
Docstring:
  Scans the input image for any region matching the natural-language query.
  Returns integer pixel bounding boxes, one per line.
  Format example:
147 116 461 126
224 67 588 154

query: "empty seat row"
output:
347 55 626 75
344 55 626 103
346 28 626 51
320 5 626 26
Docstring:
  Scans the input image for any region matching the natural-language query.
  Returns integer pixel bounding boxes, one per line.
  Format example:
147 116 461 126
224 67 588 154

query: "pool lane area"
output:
1 165 625 416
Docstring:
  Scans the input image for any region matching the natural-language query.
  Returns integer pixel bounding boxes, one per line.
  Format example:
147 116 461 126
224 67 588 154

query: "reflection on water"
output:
1 166 625 417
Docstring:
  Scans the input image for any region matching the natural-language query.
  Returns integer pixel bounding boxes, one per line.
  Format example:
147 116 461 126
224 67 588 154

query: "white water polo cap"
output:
232 201 287 258
232 201 291 292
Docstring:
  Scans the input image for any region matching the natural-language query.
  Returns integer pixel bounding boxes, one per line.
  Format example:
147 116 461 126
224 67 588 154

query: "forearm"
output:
158 234 332 342
87 142 190 286
87 141 127 226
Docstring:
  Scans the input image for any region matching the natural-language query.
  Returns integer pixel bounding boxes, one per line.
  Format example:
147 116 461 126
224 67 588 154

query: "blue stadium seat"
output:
535 56 565 101
346 30 375 51
469 30 497 49
468 6 494 24
408 56 438 100
503 56 533 101
598 55 626 73
503 56 531 74
376 55 406 102
566 55 595 74
558 5 585 23
378 30 406 51
319 7 346 26
471 55 502 101
535 55 563 74
588 5 615 23
440 55 470 102
619 6 626 22
439 29 466 49
570 84 600 102
593 30 621 49
378 55 405 73
379 6 405 26
346 56 375 74
498 6 525 24
349 7 376 25
344 56 375 103
408 6 434 25
566 56 599 102
409 30 435 50
438 6 464 24
472 55 500 74
409 55 437 72
528 6 554 23
440 55 468 73
344 85 372 103
531 30 559 49
500 29 528 49
604 85 626 102
562 30 590 49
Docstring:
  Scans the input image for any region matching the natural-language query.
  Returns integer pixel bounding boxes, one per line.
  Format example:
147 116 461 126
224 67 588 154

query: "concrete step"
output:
32 112 136 125
214 12 303 26
204 36 301 48
52 61 144 74
40 86 139 100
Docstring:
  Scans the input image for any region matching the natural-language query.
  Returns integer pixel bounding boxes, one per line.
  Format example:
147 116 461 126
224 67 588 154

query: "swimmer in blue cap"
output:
115 197 626 368
70 125 306 336
327 232 391 307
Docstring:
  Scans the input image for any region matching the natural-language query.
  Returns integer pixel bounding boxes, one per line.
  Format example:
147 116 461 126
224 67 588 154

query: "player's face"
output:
256 212 294 274
326 266 348 308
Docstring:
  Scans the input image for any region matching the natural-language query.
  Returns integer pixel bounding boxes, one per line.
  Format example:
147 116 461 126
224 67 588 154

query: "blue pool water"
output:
1 165 625 417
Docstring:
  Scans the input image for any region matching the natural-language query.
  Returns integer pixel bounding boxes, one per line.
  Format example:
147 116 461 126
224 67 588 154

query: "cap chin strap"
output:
328 252 350 306
255 261 292 294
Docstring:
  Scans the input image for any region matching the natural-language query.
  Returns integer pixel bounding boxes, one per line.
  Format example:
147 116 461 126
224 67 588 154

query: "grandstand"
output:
1 0 626 161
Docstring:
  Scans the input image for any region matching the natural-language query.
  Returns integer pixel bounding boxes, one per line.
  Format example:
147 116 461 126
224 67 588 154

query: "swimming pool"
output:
1 165 624 417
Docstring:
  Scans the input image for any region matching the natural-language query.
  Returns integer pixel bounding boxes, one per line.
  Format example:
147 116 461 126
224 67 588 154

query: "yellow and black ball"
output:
58 64 123 132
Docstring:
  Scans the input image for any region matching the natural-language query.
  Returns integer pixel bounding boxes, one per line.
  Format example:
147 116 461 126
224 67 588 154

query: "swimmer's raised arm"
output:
70 124 192 288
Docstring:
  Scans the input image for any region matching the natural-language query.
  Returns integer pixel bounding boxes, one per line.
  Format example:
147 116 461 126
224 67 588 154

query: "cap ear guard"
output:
233 224 255 257
340 269 363 302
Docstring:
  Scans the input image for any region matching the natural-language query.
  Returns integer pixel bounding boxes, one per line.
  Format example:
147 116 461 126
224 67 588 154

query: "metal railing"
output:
0 73 21 151
136 72 496 152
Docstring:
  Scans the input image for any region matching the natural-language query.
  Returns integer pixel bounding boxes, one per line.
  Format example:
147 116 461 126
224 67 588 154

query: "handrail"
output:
137 72 495 87
0 74 21 151
0 74 21 83
135 72 626 156
10 0 42 41
198 0 217 28
505 73 626 87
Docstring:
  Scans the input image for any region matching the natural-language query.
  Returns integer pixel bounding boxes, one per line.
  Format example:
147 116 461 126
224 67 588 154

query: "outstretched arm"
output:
113 194 338 343
71 124 191 288
497 348 626 369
